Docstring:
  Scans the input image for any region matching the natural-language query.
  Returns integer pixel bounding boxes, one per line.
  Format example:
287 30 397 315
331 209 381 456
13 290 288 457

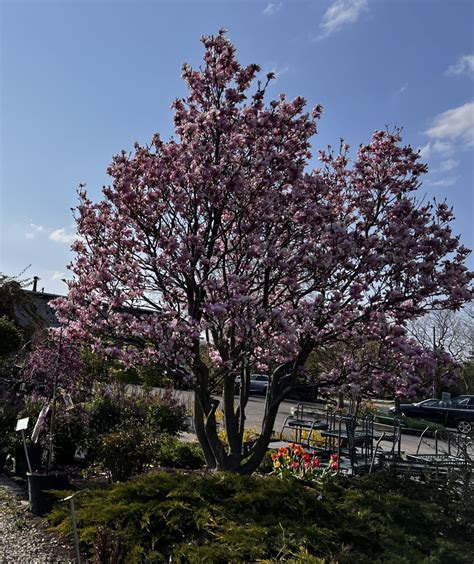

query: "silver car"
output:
234 374 269 395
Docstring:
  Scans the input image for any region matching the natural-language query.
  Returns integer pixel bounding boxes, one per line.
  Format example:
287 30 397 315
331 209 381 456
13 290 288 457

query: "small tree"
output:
54 30 472 473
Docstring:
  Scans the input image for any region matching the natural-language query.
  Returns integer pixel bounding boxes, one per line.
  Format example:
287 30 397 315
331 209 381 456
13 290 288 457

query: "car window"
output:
255 375 269 381
422 400 442 407
451 397 469 407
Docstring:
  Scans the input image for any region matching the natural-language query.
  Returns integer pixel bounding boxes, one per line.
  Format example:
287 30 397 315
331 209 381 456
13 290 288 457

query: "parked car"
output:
234 374 318 402
389 395 474 433
234 374 269 396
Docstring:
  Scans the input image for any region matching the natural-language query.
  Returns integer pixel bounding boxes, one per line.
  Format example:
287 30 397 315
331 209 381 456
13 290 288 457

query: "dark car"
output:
390 395 474 433
234 374 269 395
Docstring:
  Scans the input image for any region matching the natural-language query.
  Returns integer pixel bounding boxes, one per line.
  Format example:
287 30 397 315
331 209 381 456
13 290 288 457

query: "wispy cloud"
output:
396 83 408 95
262 2 282 16
446 54 474 78
25 222 44 240
317 0 368 40
438 158 459 172
419 139 455 160
424 101 474 147
262 62 289 82
49 228 78 245
426 176 459 188
51 271 65 281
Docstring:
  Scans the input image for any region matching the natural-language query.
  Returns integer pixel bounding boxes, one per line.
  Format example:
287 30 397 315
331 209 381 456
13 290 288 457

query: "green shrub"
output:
85 389 187 464
52 404 91 465
0 316 22 357
146 389 186 436
376 414 445 431
155 435 204 470
49 471 474 563
98 425 160 482
255 449 274 475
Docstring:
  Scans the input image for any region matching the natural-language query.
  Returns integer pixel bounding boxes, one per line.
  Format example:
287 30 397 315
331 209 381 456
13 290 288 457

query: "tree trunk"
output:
193 345 314 475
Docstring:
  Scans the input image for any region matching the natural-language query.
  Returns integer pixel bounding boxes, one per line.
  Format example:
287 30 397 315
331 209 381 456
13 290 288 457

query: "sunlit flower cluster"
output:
271 443 339 483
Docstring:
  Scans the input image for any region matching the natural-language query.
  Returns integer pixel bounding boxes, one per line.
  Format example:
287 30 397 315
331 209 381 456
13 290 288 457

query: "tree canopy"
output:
54 30 472 472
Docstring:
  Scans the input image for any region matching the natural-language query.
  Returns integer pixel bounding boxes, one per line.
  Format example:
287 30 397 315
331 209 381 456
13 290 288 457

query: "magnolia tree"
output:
313 330 460 400
53 30 472 473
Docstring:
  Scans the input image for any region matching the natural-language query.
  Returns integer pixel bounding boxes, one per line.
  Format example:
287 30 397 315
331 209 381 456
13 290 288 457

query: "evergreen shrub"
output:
49 471 473 563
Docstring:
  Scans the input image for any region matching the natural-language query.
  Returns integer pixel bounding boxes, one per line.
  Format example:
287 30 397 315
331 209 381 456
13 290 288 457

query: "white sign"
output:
31 404 50 444
15 417 29 432
62 393 74 410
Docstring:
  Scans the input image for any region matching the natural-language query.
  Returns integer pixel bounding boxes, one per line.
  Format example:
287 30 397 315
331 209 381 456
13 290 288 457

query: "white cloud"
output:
438 158 459 172
51 271 65 281
427 177 459 188
318 0 368 39
424 101 474 147
446 54 474 78
419 139 455 160
49 228 77 244
25 222 44 240
263 2 282 15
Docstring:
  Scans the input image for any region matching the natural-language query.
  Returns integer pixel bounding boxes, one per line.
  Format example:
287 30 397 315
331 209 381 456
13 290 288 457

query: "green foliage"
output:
52 404 91 465
154 435 204 470
0 405 18 450
0 316 22 357
85 390 189 480
49 471 473 563
255 449 274 475
146 390 186 435
98 425 160 482
376 414 445 432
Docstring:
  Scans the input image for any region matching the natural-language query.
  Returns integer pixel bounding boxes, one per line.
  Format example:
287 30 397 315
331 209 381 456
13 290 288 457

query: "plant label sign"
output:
62 393 74 410
31 403 50 444
15 417 29 432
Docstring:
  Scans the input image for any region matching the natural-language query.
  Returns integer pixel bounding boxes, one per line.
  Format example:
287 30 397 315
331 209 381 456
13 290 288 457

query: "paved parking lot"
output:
166 388 453 457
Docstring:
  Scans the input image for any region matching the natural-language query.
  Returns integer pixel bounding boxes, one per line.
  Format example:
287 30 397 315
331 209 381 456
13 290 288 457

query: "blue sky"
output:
1 0 473 294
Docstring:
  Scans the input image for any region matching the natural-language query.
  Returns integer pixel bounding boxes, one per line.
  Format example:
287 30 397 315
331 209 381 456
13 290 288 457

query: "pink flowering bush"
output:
23 329 88 395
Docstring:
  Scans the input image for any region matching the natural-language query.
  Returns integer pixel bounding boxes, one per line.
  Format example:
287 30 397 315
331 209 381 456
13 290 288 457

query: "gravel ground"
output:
0 476 75 563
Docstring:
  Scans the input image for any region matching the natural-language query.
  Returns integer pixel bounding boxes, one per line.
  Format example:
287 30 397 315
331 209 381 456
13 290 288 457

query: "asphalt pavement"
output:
159 388 445 457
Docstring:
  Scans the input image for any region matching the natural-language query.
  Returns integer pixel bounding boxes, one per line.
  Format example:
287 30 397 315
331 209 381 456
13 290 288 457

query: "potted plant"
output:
22 329 87 516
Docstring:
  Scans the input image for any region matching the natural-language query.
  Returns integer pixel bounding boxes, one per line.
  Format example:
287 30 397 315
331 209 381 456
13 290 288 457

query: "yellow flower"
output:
274 460 281 468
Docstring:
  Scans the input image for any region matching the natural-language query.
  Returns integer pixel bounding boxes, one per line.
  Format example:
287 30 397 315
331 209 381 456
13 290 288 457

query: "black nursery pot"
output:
27 472 70 516
0 450 7 473
14 443 43 478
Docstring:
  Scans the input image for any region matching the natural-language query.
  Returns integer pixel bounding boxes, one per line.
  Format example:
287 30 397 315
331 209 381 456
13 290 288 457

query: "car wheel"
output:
457 420 472 434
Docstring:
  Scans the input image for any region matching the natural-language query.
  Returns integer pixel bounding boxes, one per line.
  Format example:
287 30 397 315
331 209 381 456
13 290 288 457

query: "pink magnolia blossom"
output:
51 30 472 472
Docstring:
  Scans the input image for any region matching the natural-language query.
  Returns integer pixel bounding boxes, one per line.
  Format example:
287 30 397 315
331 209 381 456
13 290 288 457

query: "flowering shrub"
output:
358 400 378 418
271 443 338 484
217 426 260 448
298 429 326 447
